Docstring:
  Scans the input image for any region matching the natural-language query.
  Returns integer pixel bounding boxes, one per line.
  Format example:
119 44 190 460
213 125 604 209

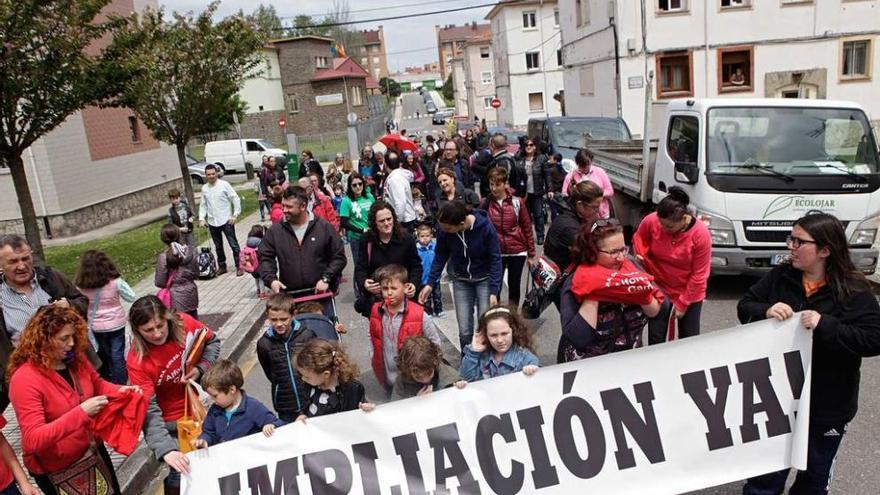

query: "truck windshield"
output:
551 119 631 148
706 107 880 176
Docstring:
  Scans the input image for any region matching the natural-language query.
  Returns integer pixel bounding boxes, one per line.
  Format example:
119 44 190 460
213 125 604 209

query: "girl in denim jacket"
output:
460 306 539 382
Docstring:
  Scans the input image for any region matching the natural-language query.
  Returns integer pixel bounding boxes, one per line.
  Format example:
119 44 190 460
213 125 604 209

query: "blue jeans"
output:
0 482 20 494
94 327 128 385
743 422 847 495
349 236 363 293
259 199 271 221
208 223 240 269
451 278 491 350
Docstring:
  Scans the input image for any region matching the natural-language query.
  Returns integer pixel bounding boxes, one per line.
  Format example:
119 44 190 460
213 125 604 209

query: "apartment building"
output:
487 0 563 128
354 27 391 81
437 22 493 80
559 0 880 138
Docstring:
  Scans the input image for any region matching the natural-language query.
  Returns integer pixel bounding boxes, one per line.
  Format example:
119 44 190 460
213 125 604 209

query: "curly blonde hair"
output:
7 306 90 379
294 339 359 383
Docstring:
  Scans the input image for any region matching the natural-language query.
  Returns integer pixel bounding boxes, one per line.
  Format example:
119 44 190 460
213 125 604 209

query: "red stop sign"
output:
491 98 501 109
278 117 286 128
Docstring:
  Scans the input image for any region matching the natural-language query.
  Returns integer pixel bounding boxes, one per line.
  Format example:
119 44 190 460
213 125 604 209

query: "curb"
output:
118 303 269 494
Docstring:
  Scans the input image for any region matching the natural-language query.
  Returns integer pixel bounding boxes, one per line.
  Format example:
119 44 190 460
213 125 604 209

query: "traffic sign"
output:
278 117 286 128
491 97 501 109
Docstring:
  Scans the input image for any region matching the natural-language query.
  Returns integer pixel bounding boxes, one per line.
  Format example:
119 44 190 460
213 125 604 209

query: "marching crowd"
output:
0 122 879 495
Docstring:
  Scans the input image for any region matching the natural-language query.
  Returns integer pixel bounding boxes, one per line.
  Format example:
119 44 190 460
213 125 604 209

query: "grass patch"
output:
46 190 258 285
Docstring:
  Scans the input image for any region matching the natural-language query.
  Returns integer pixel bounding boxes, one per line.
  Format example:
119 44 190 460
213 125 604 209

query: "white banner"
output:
182 317 812 495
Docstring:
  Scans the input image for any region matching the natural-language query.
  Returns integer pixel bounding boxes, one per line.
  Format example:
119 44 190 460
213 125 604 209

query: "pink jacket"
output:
78 278 131 332
561 166 614 218
632 212 712 312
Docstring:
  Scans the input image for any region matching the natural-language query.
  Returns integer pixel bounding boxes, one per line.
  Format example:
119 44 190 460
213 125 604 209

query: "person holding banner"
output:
127 296 221 495
633 188 711 344
460 306 539 381
738 212 880 494
558 219 663 362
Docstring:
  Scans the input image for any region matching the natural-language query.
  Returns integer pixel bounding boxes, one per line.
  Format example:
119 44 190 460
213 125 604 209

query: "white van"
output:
203 139 286 174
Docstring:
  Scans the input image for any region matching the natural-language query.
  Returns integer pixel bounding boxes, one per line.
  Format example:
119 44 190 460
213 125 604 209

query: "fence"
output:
295 131 349 163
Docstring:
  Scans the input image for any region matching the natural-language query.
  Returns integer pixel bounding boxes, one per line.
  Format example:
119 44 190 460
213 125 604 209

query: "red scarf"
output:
570 259 664 306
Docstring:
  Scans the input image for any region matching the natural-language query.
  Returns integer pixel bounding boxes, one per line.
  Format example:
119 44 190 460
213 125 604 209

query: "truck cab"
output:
654 98 880 275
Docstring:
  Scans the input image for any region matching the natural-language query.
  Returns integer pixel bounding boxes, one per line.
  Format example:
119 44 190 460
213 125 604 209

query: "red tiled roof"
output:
310 57 369 81
437 23 491 42
365 76 380 89
361 29 381 44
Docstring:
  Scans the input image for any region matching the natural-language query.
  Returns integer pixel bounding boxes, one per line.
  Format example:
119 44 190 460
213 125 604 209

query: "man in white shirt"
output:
199 164 243 276
383 151 417 232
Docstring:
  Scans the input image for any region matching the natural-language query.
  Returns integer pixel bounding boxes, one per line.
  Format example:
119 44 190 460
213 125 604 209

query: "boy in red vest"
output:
369 264 442 396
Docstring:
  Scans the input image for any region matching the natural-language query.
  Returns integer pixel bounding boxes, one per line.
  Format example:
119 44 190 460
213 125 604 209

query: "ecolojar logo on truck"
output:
762 196 836 219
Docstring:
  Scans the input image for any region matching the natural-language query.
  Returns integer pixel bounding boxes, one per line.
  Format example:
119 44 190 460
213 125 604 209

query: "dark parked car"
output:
527 116 632 159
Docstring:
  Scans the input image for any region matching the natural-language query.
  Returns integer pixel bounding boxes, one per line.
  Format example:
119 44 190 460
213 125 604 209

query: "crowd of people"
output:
0 122 879 494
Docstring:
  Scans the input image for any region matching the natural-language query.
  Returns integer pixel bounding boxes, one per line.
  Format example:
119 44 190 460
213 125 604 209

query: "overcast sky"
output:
157 0 495 71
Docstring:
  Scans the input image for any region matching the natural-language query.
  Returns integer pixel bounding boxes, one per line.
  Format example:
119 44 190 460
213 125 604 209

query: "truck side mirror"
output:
674 162 699 184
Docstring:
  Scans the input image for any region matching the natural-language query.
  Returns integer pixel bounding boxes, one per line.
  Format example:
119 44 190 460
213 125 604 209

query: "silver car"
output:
187 154 224 184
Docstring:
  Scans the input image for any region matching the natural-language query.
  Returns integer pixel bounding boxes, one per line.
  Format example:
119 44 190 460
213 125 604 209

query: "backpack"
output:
198 247 218 279
239 246 260 274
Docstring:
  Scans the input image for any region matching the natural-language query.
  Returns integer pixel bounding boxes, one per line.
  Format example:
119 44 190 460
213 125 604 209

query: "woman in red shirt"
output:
126 295 220 495
8 305 139 495
633 188 712 343
481 167 537 306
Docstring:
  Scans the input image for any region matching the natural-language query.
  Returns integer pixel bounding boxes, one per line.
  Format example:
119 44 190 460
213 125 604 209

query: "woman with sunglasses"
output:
339 173 375 272
633 187 711 344
516 138 550 244
737 212 880 494
558 219 662 362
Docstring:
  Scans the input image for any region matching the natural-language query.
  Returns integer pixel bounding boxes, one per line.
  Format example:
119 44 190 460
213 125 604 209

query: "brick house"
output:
0 0 180 238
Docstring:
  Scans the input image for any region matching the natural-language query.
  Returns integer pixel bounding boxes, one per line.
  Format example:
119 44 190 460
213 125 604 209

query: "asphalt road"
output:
237 94 880 493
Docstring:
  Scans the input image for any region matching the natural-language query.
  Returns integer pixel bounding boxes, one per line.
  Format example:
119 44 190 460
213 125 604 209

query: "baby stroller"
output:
284 288 341 341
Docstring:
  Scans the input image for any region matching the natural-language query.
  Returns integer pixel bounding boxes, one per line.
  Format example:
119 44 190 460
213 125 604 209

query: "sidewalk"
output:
1 206 270 494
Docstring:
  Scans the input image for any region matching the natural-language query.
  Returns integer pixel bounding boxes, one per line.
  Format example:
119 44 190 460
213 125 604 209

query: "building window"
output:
360 46 366 53
658 0 688 12
528 92 544 112
721 0 750 7
576 0 591 26
656 51 693 97
781 0 813 4
361 57 368 65
287 94 300 114
373 57 380 64
370 45 379 53
484 96 495 109
557 49 563 67
315 56 328 68
554 8 560 26
522 11 537 29
480 47 490 59
525 51 540 70
351 85 364 106
127 116 141 143
374 68 381 78
579 66 595 96
718 46 753 92
841 38 872 80
481 71 493 84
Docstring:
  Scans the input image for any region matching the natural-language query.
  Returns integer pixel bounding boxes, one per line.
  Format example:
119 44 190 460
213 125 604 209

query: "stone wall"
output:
239 110 287 145
0 178 182 239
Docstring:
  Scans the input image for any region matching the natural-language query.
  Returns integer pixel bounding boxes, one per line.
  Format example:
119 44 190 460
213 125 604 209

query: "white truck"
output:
590 98 880 275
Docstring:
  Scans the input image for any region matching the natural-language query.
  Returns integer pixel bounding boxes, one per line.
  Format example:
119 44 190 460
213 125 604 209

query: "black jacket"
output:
301 380 366 417
256 321 317 418
479 150 527 197
355 232 423 295
515 153 550 196
259 218 347 292
0 267 89 410
738 264 880 424
544 198 581 270
299 159 324 186
167 200 194 231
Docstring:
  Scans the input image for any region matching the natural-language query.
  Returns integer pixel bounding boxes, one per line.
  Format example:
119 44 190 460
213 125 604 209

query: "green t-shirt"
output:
339 193 375 240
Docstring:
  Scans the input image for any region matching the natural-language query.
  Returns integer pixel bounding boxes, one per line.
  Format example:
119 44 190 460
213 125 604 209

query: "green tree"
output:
248 3 282 41
292 14 331 38
0 0 125 261
379 77 401 98
441 74 454 103
107 3 263 209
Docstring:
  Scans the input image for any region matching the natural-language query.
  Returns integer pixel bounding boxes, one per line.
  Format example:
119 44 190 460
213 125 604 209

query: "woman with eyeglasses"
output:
633 187 711 344
737 212 880 495
558 219 662 363
339 173 375 272
516 138 550 245
544 180 605 271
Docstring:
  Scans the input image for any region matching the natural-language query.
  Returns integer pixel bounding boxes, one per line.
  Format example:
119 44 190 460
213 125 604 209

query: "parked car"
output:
425 101 438 114
203 139 286 174
526 117 632 160
187 154 224 185
488 127 527 155
432 109 454 125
